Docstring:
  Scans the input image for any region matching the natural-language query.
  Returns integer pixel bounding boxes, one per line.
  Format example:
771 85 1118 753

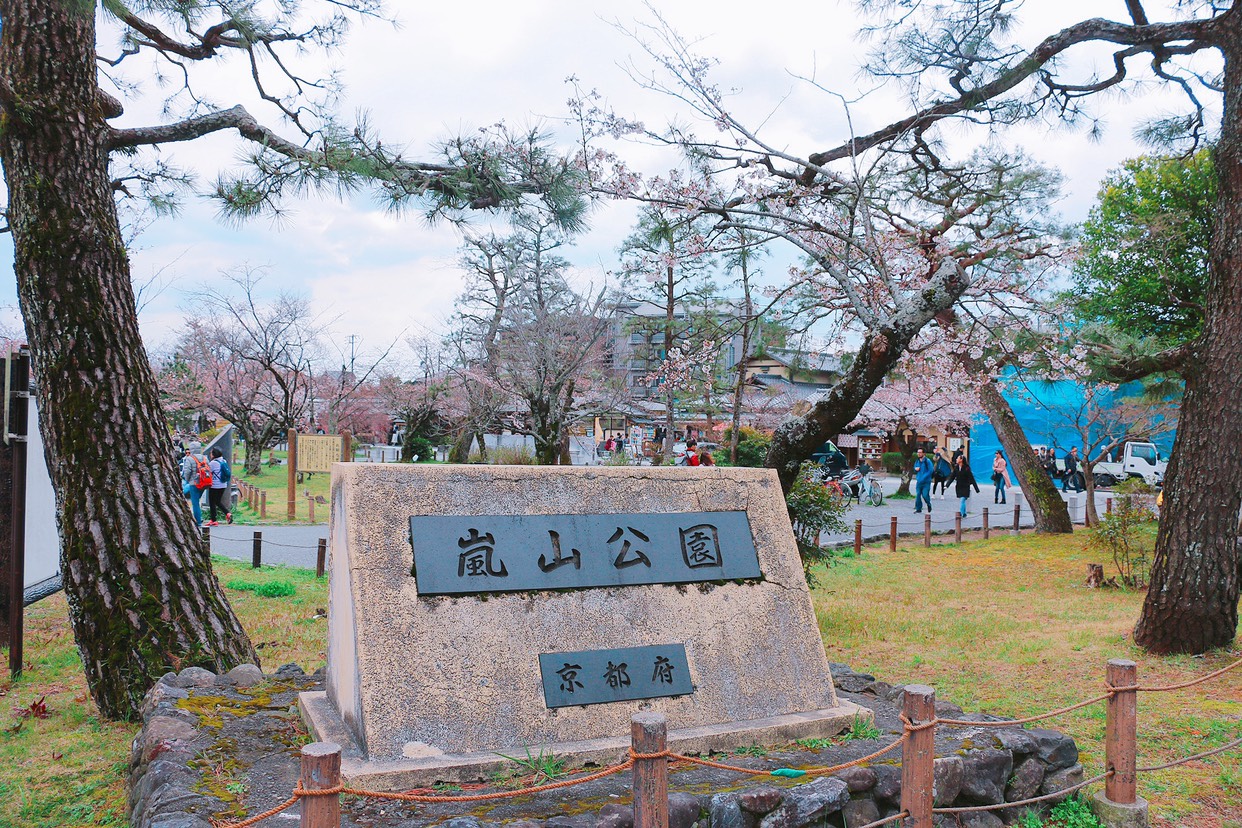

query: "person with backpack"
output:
931 447 953 499
180 441 210 527
206 447 233 526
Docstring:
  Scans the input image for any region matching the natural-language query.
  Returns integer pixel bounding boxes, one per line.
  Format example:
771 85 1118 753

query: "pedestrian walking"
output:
932 447 953 499
1062 447 1083 493
180 441 210 527
947 454 980 517
912 447 934 513
206 448 233 526
992 450 1011 504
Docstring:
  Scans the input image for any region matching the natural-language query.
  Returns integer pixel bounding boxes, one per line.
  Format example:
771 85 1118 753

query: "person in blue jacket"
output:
913 447 934 514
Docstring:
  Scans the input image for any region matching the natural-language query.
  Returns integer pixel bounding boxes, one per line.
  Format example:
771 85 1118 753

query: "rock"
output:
841 798 880 827
669 792 702 828
147 815 214 828
139 716 198 761
274 662 305 677
958 749 1012 804
545 816 594 828
1040 763 1084 801
932 756 964 806
833 766 876 794
174 666 216 687
1005 757 1045 802
1028 728 1078 770
991 728 1036 756
758 776 848 828
934 700 964 717
710 793 752 828
737 786 783 815
141 682 190 719
596 803 633 828
871 764 902 802
958 812 1004 828
224 663 264 688
442 818 484 828
863 680 893 698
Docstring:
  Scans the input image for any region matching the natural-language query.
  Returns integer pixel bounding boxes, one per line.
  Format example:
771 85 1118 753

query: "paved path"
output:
209 480 1118 567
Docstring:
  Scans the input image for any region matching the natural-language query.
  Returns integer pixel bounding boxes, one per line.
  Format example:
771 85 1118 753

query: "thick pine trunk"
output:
1134 35 1242 654
0 0 257 719
976 381 1073 533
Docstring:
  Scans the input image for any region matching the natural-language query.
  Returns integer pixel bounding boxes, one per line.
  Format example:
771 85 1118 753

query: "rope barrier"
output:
932 771 1112 814
1135 736 1242 773
1128 657 1242 692
667 732 907 777
937 692 1113 728
855 812 908 828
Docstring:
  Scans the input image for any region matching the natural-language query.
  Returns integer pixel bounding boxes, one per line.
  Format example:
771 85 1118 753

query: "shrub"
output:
404 435 434 463
255 581 297 598
225 580 258 592
785 462 848 586
468 446 538 465
718 427 772 467
881 451 905 475
1086 492 1157 588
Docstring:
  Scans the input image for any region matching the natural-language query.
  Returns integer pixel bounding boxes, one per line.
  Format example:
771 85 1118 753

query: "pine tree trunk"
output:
0 0 257 720
1134 34 1242 654
976 381 1073 533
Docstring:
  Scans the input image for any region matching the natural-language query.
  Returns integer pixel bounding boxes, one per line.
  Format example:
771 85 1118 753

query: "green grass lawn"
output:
1 535 1237 827
232 450 332 524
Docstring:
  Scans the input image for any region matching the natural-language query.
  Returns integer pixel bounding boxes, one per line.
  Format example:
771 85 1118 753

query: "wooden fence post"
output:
299 741 341 828
890 515 898 553
901 685 936 828
854 519 862 556
1106 497 1113 515
1105 659 1138 805
1012 503 1020 534
923 513 931 548
954 513 962 543
252 531 262 569
317 539 327 579
307 494 316 524
287 429 298 521
260 490 267 519
631 713 668 828
982 507 989 540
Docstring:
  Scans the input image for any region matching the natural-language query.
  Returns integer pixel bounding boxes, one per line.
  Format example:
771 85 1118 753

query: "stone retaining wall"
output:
128 663 1085 828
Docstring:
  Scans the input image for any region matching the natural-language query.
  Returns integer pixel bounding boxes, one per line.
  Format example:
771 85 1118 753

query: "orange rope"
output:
1128 656 1242 693
339 759 634 804
937 692 1111 728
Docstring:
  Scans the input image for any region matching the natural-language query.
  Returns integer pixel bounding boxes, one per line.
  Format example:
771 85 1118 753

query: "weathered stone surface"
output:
595 803 633 828
958 749 1012 804
840 798 880 828
711 793 753 828
934 700 964 717
669 792 702 828
1041 763 1084 800
174 667 216 687
833 766 876 793
829 664 876 694
991 728 1036 756
1005 757 1045 802
871 764 901 802
1028 728 1078 770
957 812 1004 828
441 818 484 828
932 756 964 806
140 683 190 719
275 662 305 677
1088 792 1150 828
319 465 855 766
139 716 198 761
225 663 264 688
146 815 214 828
758 777 849 828
545 816 594 828
737 786 783 815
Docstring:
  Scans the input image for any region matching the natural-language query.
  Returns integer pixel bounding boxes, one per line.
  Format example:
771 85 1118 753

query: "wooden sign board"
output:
300 465 866 789
297 434 343 473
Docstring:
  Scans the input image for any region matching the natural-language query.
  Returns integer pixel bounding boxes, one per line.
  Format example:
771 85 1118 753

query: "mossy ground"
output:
1 534 1237 827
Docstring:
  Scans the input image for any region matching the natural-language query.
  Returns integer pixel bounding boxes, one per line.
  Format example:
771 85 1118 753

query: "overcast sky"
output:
0 1 1216 372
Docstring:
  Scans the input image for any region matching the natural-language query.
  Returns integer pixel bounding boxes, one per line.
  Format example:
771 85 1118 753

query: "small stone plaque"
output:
409 511 760 596
539 644 693 708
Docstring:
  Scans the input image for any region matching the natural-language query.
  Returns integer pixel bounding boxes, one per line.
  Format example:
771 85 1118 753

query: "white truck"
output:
1091 441 1167 487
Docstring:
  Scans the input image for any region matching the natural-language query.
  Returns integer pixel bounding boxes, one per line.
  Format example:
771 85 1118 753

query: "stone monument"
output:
300 465 866 788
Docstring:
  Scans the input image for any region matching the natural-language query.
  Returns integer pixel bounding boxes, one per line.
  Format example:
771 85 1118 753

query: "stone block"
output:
1040 763 1084 802
958 812 1004 828
174 667 216 688
1004 756 1045 803
596 803 633 828
669 792 703 828
959 749 1012 804
309 465 866 785
737 787 783 815
758 776 849 828
711 793 751 828
841 799 880 828
933 755 964 806
833 766 876 793
871 764 901 802
1088 791 1149 828
224 663 264 688
1028 728 1078 770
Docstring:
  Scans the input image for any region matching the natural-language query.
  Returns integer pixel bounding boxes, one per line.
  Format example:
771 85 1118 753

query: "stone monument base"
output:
299 690 869 789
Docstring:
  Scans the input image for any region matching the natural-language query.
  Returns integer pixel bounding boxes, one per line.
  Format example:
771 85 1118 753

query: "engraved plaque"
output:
539 644 692 708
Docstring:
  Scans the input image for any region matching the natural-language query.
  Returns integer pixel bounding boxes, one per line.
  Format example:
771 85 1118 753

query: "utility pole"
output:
346 334 359 375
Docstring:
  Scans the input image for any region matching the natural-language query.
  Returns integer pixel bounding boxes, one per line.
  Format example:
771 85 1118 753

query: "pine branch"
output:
799 14 1227 183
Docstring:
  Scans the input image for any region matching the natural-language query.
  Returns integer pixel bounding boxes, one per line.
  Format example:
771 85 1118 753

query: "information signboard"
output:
297 434 343 473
